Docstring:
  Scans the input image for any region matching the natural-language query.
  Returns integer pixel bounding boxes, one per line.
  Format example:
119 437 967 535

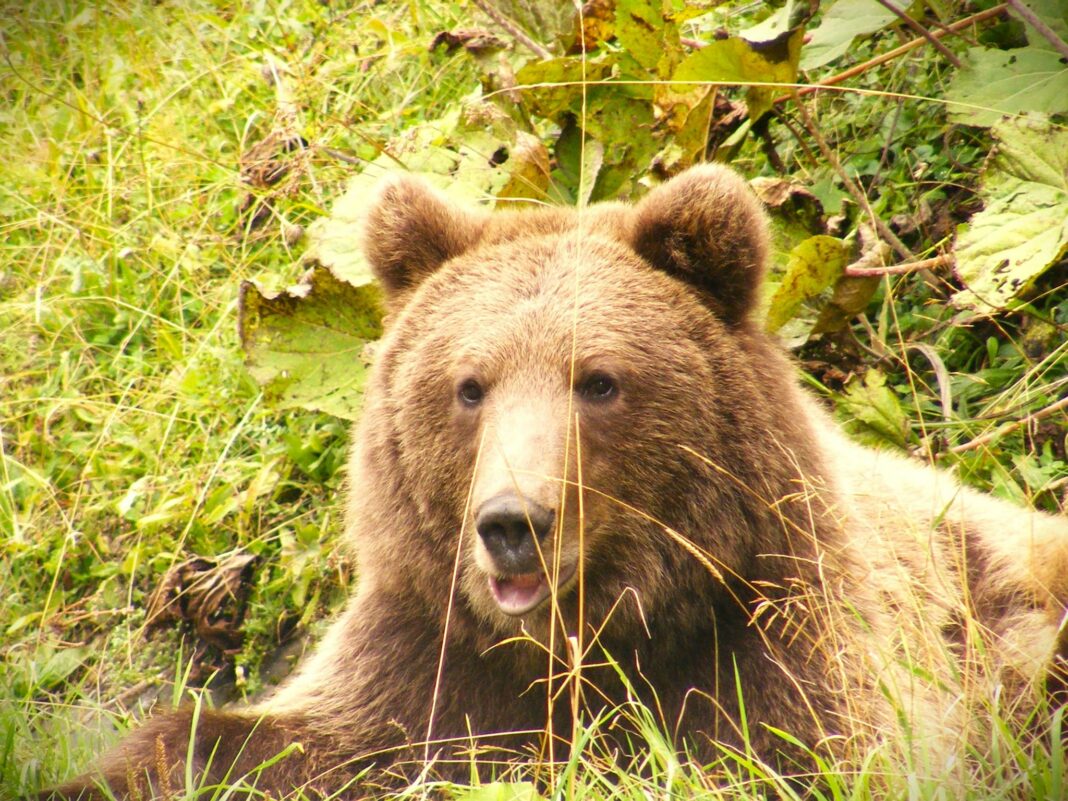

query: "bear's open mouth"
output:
489 563 577 616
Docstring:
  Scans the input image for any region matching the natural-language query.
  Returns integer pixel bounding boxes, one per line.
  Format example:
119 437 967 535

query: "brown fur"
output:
45 165 1068 799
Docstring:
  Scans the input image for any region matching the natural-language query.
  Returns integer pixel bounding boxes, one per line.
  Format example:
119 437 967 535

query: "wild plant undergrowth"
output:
0 1 1065 799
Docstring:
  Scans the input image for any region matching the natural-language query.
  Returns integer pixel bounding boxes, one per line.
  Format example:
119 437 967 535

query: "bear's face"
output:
359 167 802 638
388 234 727 626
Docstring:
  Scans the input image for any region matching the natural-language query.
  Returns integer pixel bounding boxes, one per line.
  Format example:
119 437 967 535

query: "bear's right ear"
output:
363 174 488 308
629 164 770 327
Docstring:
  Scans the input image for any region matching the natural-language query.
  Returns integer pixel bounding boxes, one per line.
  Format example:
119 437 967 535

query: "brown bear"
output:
46 165 1068 799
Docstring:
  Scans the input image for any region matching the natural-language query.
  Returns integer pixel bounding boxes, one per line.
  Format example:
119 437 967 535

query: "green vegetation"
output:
1 0 1064 798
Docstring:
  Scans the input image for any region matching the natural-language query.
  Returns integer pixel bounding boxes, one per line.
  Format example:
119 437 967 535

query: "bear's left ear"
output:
363 174 489 308
629 164 770 327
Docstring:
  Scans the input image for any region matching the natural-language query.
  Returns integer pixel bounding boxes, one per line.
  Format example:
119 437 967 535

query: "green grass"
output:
1 1 1065 799
0 0 478 791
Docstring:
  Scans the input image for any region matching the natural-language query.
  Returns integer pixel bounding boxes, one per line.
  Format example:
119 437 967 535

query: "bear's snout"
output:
475 493 555 575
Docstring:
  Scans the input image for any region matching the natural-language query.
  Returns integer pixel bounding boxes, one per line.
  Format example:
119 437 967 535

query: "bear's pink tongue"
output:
489 572 547 616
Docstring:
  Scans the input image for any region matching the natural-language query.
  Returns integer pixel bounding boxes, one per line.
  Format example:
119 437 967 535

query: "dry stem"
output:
791 93 914 261
845 254 952 277
950 395 1068 454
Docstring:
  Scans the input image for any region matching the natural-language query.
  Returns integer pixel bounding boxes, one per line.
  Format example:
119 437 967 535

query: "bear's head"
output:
350 165 828 642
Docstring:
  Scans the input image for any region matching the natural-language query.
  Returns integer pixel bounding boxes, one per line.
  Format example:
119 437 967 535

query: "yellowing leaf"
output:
496 132 551 200
765 235 850 332
515 56 614 121
800 0 898 70
952 115 1068 312
676 38 779 84
615 0 681 78
303 173 381 288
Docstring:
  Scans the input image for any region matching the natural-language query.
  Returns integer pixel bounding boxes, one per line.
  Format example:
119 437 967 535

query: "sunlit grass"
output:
0 0 477 793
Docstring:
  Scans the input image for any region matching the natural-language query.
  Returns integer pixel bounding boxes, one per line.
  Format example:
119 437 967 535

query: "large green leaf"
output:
740 0 813 46
945 44 1068 127
519 54 659 202
799 0 898 70
675 38 781 85
581 86 658 200
238 267 383 422
952 115 1068 312
1017 0 1068 49
673 30 801 120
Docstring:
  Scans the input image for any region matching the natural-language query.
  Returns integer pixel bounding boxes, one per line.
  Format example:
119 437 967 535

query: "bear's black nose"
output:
475 494 555 574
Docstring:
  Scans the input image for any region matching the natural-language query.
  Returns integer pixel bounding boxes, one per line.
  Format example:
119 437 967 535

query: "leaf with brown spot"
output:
578 0 616 51
765 235 850 334
952 114 1068 311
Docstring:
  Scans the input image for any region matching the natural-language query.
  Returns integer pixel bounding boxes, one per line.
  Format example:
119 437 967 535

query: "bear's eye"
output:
457 378 485 407
577 372 618 403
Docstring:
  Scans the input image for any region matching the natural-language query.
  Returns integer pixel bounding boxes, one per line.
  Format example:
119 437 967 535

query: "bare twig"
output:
845 254 952 277
791 92 914 261
1005 0 1068 59
950 395 1068 454
777 4 1007 104
471 0 552 60
1045 474 1068 493
773 110 821 165
874 0 962 67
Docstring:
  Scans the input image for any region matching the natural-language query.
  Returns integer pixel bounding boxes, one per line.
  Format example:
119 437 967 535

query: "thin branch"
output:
777 4 1008 105
950 395 1068 454
470 0 552 60
874 0 962 67
791 91 914 261
845 254 952 277
1044 474 1068 493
